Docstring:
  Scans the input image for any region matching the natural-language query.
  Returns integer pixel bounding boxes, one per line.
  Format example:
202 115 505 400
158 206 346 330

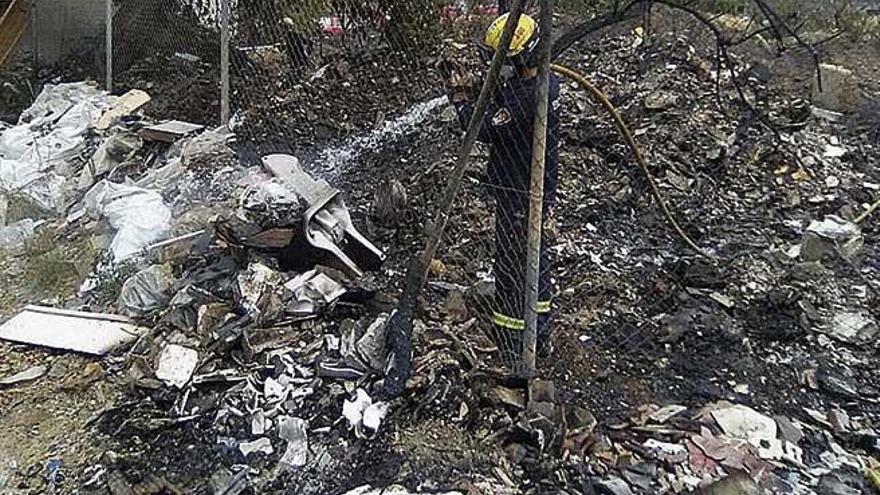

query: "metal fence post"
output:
522 0 555 377
220 0 230 126
384 0 529 397
105 0 112 91
30 0 39 69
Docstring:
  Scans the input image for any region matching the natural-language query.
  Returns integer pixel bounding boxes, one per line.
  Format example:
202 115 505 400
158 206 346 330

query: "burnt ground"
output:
1 7 880 495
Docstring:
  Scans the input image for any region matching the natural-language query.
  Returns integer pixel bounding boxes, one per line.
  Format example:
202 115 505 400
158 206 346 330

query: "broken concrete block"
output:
812 64 862 114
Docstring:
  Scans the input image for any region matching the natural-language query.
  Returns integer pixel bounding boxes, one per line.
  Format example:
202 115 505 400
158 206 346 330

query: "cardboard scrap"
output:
140 120 206 143
95 89 151 130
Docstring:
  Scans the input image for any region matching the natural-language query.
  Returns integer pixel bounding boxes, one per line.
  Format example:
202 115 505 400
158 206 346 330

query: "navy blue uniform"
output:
454 74 560 348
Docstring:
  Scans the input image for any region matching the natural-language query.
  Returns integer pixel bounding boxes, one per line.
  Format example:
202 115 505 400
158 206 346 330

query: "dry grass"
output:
0 225 99 316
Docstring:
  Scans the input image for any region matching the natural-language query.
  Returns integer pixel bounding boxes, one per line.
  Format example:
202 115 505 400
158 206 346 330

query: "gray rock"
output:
594 476 635 495
816 472 863 495
822 311 878 344
800 215 863 262
774 416 804 444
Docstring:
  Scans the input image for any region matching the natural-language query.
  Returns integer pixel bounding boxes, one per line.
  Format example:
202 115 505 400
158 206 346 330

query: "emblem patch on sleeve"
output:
492 108 512 126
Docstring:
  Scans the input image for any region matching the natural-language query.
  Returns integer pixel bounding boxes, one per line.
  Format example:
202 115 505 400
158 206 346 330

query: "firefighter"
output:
446 12 560 359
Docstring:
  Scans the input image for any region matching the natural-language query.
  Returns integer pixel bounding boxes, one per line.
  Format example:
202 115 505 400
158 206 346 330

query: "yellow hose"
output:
551 63 711 257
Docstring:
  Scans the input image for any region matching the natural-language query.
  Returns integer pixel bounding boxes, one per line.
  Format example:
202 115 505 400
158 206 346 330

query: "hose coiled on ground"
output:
551 63 710 257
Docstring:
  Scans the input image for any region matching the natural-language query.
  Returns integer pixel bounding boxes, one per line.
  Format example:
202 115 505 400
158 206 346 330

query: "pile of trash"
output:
0 80 430 494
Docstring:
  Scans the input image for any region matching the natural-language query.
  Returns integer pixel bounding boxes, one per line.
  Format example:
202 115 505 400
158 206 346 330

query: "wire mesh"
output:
94 0 880 385
1 0 107 121
110 0 221 124
226 0 449 158
31 0 106 76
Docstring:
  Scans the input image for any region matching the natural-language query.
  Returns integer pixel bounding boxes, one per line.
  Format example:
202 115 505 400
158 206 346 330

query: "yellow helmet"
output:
484 13 539 58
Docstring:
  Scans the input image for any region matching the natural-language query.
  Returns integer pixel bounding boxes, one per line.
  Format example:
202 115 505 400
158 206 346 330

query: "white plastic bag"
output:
84 180 172 261
0 82 109 212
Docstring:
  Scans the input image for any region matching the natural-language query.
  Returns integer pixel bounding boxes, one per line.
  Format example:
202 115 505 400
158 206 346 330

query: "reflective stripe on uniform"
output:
493 312 525 330
494 301 552 329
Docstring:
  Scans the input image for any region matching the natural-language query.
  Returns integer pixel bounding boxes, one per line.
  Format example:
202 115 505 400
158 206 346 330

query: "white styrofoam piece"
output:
0 305 145 355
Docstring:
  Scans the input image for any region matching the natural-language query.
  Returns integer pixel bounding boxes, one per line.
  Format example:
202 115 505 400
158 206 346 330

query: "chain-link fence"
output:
110 0 222 124
99 0 879 379
4 0 877 384
1 0 107 120
107 0 566 374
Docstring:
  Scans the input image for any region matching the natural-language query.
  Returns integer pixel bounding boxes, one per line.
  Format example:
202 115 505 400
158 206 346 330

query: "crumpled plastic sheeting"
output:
0 159 66 211
85 180 172 261
117 264 175 317
136 157 184 191
0 82 109 211
18 82 107 125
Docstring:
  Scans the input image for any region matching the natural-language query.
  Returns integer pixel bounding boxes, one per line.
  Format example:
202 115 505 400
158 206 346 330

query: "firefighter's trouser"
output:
492 190 553 353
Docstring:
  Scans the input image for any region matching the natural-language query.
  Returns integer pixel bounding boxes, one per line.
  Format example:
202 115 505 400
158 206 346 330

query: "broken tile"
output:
155 345 198 388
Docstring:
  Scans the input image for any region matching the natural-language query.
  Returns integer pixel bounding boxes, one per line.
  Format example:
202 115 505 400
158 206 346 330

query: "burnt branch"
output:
752 0 824 90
